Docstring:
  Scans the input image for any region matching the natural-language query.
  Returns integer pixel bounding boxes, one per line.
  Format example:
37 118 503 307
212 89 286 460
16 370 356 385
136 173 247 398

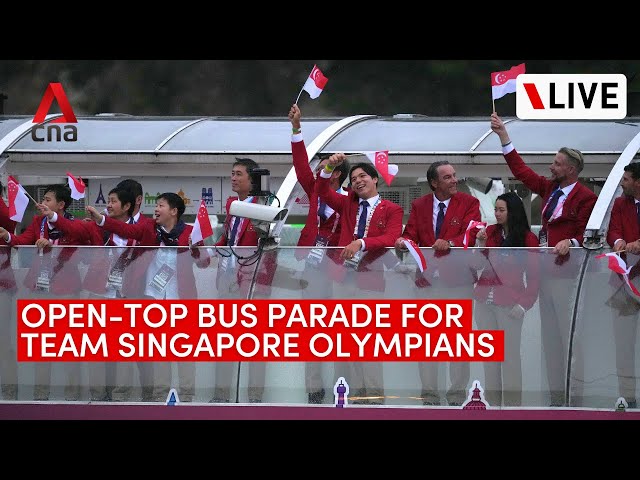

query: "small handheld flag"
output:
296 65 328 103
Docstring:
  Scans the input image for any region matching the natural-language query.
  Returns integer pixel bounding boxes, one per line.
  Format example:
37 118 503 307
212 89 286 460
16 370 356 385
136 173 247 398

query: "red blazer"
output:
102 216 208 299
0 197 17 292
473 225 540 310
607 195 639 247
316 173 403 292
216 196 260 247
605 195 640 286
316 174 403 251
52 214 147 296
292 139 344 248
5 214 89 294
402 192 480 288
504 149 597 247
214 196 277 297
402 191 481 247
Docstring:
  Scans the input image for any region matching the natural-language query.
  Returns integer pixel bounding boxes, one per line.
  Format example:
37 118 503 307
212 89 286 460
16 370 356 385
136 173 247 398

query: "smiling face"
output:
154 197 177 227
107 193 131 222
231 164 252 199
432 164 458 201
350 167 378 200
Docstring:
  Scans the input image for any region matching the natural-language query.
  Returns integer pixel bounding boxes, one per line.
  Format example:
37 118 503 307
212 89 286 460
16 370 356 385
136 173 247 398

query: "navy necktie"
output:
636 202 640 229
543 189 563 222
228 217 240 246
357 200 369 239
435 202 445 238
318 200 327 222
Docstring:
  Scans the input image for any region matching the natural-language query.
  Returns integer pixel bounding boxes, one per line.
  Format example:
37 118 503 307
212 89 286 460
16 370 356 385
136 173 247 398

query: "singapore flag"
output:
302 65 329 99
7 176 29 222
491 63 526 100
67 172 86 200
191 199 214 244
364 150 398 186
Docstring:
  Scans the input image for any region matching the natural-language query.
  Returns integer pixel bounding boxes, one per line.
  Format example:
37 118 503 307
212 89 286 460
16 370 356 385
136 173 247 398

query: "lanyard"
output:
541 189 564 222
40 217 59 245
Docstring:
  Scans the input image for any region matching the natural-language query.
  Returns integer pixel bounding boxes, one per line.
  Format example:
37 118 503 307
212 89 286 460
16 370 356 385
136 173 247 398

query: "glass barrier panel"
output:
0 243 601 409
572 248 640 410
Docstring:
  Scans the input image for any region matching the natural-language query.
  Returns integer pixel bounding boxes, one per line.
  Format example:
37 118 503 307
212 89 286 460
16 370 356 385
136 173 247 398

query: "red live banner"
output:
17 299 503 362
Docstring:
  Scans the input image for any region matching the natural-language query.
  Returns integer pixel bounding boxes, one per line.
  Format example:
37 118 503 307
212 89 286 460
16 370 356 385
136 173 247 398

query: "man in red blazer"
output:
42 185 139 402
605 161 640 409
0 189 18 400
491 112 598 407
213 157 269 403
85 192 209 403
0 184 88 401
289 103 350 404
395 160 481 406
317 153 404 405
289 104 350 252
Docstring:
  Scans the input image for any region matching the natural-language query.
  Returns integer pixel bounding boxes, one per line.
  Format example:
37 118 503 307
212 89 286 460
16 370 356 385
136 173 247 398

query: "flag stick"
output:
295 88 304 104
492 98 496 114
345 153 365 158
23 189 38 205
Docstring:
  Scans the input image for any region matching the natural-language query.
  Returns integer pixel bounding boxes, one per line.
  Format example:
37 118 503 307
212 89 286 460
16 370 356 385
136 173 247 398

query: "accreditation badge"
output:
36 270 50 292
148 263 175 294
306 234 329 267
344 250 364 270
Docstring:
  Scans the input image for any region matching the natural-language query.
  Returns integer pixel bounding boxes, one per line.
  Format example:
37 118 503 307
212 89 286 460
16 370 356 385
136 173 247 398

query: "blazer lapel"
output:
425 194 435 238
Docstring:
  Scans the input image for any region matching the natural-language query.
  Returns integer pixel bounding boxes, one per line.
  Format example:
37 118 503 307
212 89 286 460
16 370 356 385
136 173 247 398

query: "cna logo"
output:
516 74 627 120
31 82 78 142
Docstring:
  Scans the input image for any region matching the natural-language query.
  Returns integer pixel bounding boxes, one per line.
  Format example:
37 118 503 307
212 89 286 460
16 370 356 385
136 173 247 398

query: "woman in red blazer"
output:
473 191 540 407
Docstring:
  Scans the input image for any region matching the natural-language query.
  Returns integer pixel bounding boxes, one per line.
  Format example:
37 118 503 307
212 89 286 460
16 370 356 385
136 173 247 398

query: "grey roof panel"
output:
0 116 32 144
10 117 197 152
160 118 340 152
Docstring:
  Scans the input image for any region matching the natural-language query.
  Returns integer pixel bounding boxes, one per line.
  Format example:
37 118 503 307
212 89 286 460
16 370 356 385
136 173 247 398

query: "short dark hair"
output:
336 159 350 185
624 161 640 181
108 186 136 217
426 161 452 192
116 178 143 199
157 192 185 220
349 162 378 182
45 184 72 211
233 157 259 174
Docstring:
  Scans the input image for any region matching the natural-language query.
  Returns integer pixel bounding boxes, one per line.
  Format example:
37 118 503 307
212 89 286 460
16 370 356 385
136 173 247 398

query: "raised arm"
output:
290 104 315 194
315 153 349 213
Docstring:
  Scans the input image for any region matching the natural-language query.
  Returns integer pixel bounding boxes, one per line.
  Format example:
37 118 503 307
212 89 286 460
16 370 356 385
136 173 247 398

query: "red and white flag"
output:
66 171 86 200
302 65 328 99
463 220 487 249
7 175 29 222
363 151 398 186
191 199 214 244
404 239 427 273
491 63 526 100
596 252 640 297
